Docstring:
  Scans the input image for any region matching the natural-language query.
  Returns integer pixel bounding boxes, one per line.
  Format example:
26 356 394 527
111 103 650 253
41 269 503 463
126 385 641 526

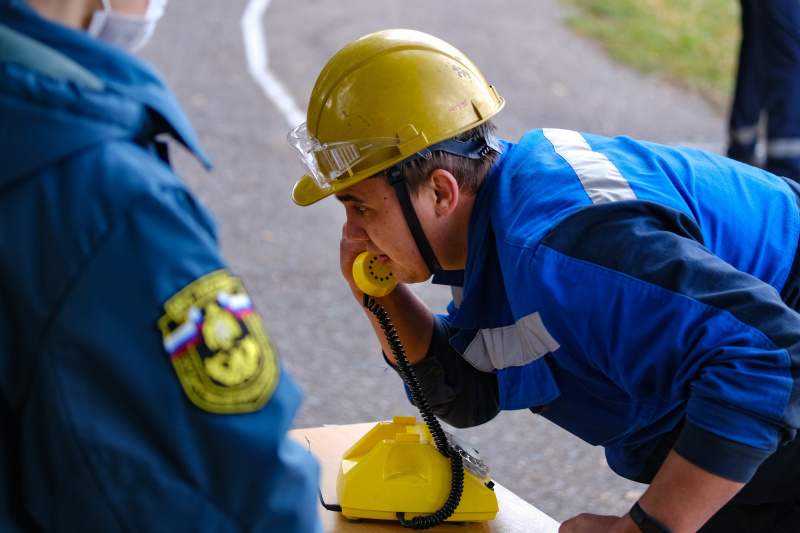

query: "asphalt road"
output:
141 0 728 524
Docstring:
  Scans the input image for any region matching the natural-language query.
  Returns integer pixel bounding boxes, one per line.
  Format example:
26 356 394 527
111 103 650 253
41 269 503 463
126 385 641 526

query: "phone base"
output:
336 416 499 524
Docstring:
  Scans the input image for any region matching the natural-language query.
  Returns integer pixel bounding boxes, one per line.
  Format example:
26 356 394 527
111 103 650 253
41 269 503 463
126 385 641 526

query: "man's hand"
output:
339 223 434 364
560 450 745 533
339 223 366 295
560 513 639 533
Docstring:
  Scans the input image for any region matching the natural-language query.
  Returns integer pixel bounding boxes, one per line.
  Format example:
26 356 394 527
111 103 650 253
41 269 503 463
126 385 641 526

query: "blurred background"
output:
141 0 736 523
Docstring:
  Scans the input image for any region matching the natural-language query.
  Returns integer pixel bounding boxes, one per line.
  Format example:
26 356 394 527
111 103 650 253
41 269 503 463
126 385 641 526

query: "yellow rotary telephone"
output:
326 253 498 528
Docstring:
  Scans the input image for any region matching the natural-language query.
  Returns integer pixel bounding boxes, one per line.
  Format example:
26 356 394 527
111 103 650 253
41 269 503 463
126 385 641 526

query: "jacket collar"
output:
432 141 510 330
0 0 211 170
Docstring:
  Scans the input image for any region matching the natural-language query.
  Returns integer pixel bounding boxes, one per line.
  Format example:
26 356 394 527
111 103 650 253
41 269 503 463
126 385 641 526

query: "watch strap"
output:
629 501 673 533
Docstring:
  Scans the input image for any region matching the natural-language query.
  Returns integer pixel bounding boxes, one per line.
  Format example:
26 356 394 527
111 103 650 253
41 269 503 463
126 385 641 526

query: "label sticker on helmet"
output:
159 270 279 414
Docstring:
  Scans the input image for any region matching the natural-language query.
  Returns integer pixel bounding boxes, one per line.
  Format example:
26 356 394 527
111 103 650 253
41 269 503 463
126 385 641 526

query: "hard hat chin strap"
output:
386 133 499 277
387 165 442 276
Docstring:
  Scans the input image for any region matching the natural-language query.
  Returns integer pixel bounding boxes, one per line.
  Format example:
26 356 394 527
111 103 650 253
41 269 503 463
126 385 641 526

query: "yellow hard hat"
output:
290 29 505 206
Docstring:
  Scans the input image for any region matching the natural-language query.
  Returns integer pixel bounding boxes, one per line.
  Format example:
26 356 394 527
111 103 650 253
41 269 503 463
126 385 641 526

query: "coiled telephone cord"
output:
363 294 464 530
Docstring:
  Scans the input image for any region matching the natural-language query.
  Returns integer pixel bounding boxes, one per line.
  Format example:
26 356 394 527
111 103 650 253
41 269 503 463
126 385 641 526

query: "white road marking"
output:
239 1 726 157
241 0 306 129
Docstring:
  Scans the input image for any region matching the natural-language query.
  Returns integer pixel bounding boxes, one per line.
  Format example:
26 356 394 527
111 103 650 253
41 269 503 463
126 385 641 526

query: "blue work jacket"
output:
421 128 800 488
0 1 320 531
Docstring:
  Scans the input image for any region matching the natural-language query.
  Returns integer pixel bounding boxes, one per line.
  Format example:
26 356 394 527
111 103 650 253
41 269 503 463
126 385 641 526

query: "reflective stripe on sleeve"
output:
462 312 560 371
543 128 637 204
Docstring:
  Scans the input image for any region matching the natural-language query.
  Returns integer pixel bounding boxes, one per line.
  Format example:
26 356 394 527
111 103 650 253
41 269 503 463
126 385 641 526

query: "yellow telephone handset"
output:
353 252 397 297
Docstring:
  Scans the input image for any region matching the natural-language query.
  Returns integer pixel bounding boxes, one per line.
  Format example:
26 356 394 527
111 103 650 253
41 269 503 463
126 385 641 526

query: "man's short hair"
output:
393 120 499 196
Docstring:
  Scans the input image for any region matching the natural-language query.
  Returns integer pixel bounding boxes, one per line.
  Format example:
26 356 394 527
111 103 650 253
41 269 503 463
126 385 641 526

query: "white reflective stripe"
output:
462 312 560 371
450 285 463 308
729 123 760 146
463 325 519 372
517 311 561 361
768 138 800 159
544 128 637 204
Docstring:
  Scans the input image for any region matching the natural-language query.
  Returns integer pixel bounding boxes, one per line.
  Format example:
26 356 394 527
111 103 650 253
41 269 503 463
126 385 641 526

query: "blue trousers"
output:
699 499 800 532
728 0 800 182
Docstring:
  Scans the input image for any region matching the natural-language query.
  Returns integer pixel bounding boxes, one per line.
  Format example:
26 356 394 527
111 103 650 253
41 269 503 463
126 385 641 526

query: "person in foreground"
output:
289 29 800 533
0 0 321 531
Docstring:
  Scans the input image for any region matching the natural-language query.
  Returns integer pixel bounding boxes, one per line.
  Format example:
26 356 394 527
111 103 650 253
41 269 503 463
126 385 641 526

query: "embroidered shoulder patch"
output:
158 270 279 414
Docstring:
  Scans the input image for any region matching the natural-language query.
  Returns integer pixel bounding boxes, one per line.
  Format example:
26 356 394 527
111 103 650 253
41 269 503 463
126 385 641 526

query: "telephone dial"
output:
322 253 498 528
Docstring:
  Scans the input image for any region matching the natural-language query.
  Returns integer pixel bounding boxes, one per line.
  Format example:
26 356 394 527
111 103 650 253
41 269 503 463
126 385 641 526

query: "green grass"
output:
563 0 741 110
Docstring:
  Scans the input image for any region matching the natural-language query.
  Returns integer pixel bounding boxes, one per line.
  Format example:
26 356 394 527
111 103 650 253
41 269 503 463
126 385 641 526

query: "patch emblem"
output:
159 270 279 413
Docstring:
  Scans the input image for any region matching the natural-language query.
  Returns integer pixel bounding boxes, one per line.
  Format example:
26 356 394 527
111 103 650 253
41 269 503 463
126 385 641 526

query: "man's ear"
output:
428 169 459 216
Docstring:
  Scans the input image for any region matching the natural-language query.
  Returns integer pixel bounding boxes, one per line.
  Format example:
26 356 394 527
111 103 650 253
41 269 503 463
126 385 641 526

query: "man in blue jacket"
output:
290 29 800 532
0 0 321 531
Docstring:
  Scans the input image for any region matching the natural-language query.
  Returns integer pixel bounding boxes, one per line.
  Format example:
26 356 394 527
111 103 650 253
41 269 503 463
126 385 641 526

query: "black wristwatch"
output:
629 501 673 533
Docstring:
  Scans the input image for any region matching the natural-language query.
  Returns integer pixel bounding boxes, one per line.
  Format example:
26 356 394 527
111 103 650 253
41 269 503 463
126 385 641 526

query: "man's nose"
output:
343 216 368 242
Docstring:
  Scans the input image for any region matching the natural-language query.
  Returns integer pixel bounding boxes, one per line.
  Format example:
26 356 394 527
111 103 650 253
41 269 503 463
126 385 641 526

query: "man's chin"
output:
395 270 432 285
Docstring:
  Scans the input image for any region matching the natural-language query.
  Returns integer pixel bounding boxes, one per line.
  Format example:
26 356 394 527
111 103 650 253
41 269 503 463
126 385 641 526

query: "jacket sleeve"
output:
385 314 501 428
20 149 322 532
535 200 800 483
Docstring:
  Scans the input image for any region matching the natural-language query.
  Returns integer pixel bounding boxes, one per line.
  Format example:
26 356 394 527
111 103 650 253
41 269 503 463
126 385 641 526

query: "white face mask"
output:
87 0 168 53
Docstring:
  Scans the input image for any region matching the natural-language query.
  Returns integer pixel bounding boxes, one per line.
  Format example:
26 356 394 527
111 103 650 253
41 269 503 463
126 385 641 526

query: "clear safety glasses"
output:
287 122 406 189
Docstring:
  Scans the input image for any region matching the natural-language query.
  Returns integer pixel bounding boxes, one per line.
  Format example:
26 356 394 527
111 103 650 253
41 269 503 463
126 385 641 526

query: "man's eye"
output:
351 204 366 214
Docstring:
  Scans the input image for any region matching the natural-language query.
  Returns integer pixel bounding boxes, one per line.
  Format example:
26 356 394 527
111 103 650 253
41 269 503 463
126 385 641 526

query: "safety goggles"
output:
287 122 406 190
